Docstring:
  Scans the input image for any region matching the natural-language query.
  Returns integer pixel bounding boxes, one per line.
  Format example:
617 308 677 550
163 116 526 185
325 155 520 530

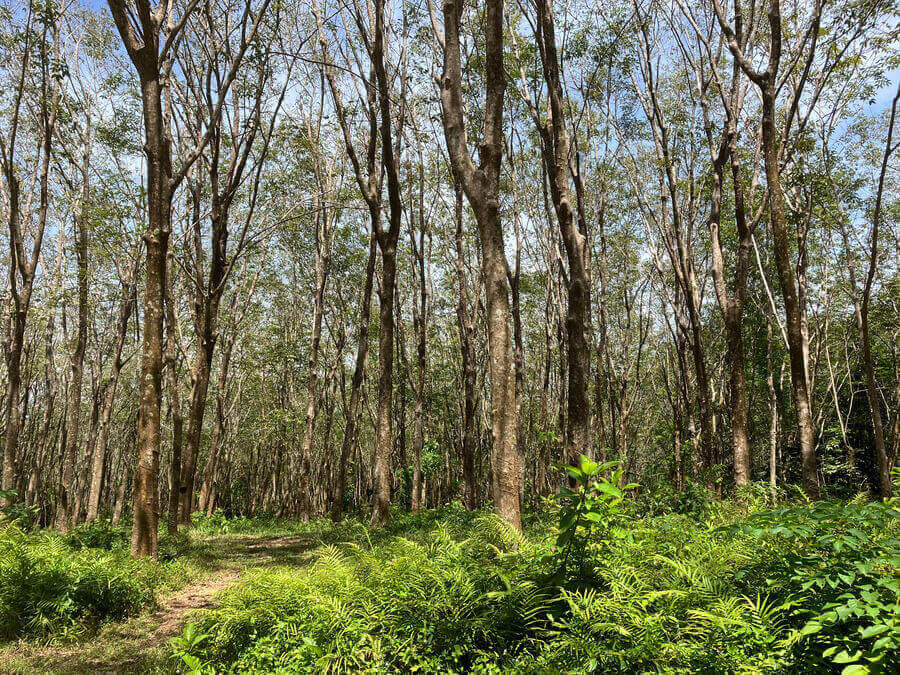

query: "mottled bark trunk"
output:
535 0 592 469
131 73 171 558
368 0 404 526
164 250 183 536
480 202 522 529
57 136 90 531
370 244 396 526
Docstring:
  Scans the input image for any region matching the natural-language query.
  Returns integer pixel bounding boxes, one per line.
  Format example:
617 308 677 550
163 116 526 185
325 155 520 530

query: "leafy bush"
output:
63 519 129 551
731 498 900 673
0 489 39 531
552 457 635 583
0 525 180 641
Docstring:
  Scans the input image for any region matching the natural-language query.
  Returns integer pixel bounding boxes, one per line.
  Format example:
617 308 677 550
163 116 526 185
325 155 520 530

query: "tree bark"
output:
439 0 522 529
57 131 91 531
534 0 592 468
332 233 376 521
714 0 820 499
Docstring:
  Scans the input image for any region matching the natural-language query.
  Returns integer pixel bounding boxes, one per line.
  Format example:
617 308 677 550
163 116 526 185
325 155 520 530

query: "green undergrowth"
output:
0 520 201 644
174 485 900 674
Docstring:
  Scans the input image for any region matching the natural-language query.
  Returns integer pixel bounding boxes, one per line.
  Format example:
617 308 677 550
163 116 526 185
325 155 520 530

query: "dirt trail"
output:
0 534 314 674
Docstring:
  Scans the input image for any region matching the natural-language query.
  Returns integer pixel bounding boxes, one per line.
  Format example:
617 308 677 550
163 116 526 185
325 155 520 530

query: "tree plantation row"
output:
0 0 897 560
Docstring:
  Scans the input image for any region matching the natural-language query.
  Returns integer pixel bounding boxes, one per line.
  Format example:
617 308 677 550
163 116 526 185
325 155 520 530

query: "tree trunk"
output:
85 271 135 522
332 232 376 521
130 73 171 558
439 0 522 530
452 176 478 510
298 202 331 518
370 243 396 526
760 83 819 500
535 0 592 469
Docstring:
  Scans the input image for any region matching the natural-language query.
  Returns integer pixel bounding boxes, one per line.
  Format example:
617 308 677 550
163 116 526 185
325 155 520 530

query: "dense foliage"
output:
171 485 900 673
0 522 188 641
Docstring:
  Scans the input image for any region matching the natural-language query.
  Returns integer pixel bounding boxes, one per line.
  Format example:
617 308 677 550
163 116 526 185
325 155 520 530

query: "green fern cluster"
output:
180 495 899 674
182 512 546 673
0 524 187 641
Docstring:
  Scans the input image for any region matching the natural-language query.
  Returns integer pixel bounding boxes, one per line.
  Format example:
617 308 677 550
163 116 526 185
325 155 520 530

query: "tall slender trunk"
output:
767 320 779 499
409 160 428 512
535 0 592 468
332 232 376 522
131 72 171 558
164 249 184 536
85 272 134 522
439 0 521 529
57 134 91 531
702 57 753 488
368 0 405 526
298 203 331 518
179 305 216 522
715 0 819 499
198 338 236 513
856 83 896 497
371 244 396 526
760 84 819 499
452 176 478 510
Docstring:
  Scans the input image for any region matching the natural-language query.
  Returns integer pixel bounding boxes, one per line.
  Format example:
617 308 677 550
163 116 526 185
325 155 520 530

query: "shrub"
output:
63 519 128 551
0 525 177 641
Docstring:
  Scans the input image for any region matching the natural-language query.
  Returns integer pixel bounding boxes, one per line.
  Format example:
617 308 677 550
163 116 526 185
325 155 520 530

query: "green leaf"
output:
799 621 822 637
859 624 888 639
833 650 862 664
560 511 577 531
579 456 599 476
839 665 868 675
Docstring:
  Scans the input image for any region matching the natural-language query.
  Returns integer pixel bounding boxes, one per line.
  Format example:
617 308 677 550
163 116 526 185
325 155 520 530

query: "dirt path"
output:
0 534 315 674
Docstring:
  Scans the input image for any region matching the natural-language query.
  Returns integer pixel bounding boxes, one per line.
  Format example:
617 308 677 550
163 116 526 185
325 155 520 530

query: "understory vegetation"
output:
0 470 898 672
0 520 195 643
169 472 900 674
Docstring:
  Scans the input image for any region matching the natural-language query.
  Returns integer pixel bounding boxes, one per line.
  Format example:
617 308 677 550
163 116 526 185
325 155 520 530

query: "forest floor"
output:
0 533 318 674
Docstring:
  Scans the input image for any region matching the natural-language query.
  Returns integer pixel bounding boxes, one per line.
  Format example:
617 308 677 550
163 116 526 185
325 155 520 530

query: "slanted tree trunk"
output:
837 82 898 497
